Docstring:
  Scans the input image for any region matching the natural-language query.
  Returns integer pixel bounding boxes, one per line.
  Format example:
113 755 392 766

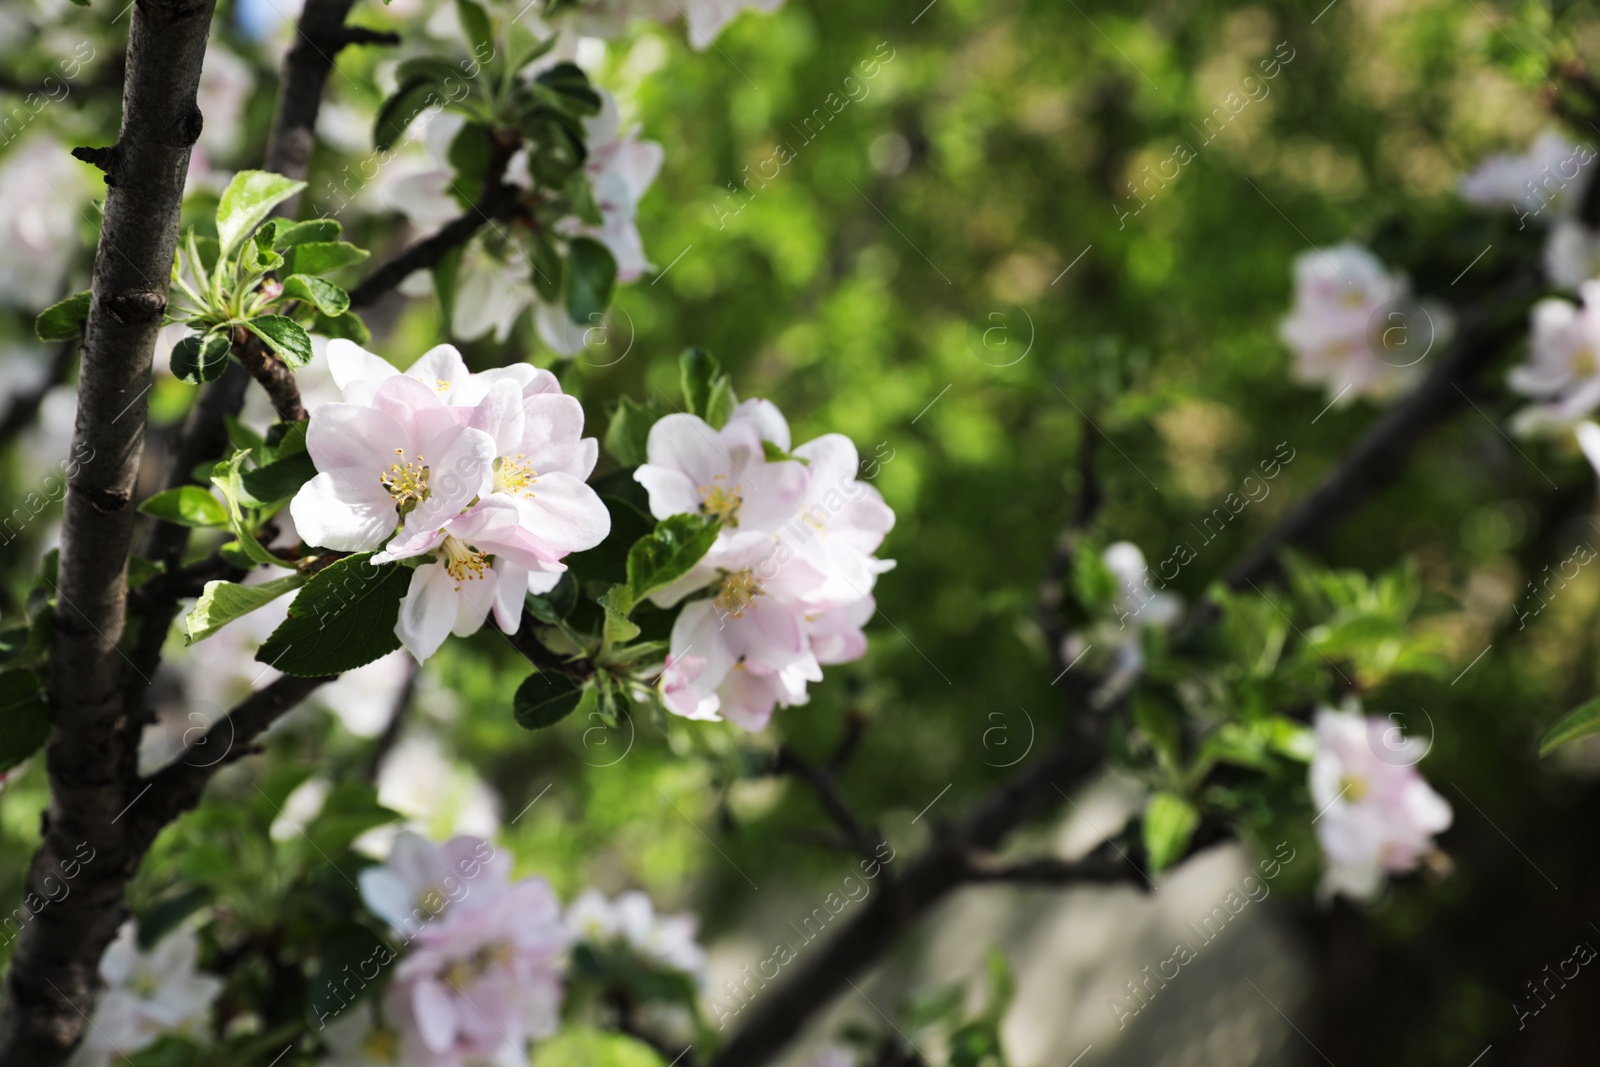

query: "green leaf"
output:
310 308 372 345
286 241 371 277
1541 696 1600 756
0 669 48 772
759 440 809 465
281 275 349 316
534 1029 667 1067
35 290 91 341
603 396 664 467
565 236 616 326
435 243 464 329
184 573 306 644
678 348 722 419
375 77 448 152
706 374 737 429
215 171 306 257
1142 791 1199 874
244 315 314 369
138 486 229 528
302 780 400 855
627 514 720 604
211 451 297 568
308 924 390 1024
532 233 563 303
514 671 584 729
169 333 232 385
599 584 640 646
239 449 317 505
534 62 602 116
456 0 495 62
256 554 411 676
272 219 342 249
525 572 578 624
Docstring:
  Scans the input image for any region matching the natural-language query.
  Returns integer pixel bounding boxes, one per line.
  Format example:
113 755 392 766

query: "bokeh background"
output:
4 0 1600 1063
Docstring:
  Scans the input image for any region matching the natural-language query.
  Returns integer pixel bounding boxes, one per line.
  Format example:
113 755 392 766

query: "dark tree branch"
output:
959 851 1149 887
265 0 398 206
232 329 304 421
773 744 880 867
347 176 522 309
0 0 220 1060
130 675 331 849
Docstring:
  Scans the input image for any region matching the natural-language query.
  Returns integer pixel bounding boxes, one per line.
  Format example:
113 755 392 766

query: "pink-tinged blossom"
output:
1460 130 1593 219
320 1008 435 1067
70 922 222 1067
377 497 573 662
638 398 892 730
634 400 810 605
290 375 496 554
1507 283 1600 434
1309 706 1452 902
387 874 568 1062
1278 243 1450 405
359 832 509 940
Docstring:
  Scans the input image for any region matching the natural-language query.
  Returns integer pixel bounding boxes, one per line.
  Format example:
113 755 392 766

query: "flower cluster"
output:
336 833 567 1065
566 888 708 980
388 91 662 353
1278 243 1452 405
635 399 894 731
1309 706 1452 901
71 921 222 1067
1459 130 1600 289
290 340 610 662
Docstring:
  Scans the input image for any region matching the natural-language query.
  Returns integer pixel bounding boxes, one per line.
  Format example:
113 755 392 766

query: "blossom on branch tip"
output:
1507 282 1600 434
1278 243 1450 405
1309 706 1452 902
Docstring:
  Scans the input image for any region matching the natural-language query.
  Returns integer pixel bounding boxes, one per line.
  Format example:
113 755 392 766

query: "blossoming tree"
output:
5 0 1600 1065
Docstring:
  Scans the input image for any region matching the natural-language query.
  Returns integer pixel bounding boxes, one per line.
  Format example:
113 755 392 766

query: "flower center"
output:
128 968 161 999
363 1028 401 1063
1575 347 1598 378
380 448 430 514
494 453 538 499
442 941 514 990
435 378 452 394
1340 774 1368 804
698 474 743 527
441 535 489 588
715 569 763 618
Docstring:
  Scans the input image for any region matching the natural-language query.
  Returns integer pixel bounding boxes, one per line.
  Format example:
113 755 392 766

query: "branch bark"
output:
347 178 522 309
0 0 219 1060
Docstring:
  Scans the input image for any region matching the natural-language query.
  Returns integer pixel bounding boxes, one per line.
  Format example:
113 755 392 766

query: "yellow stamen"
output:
698 473 743 526
494 453 538 499
440 535 489 590
715 569 763 618
380 448 430 512
1340 774 1368 803
362 1029 401 1063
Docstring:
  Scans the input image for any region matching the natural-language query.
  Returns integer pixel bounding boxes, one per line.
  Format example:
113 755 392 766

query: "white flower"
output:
70 922 222 1067
1278 243 1450 404
1544 217 1600 290
0 136 94 310
373 732 502 844
1309 706 1452 902
677 0 785 49
321 1008 433 1067
1460 130 1593 220
290 375 497 554
561 92 663 281
565 888 708 979
359 831 510 939
1507 282 1600 434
